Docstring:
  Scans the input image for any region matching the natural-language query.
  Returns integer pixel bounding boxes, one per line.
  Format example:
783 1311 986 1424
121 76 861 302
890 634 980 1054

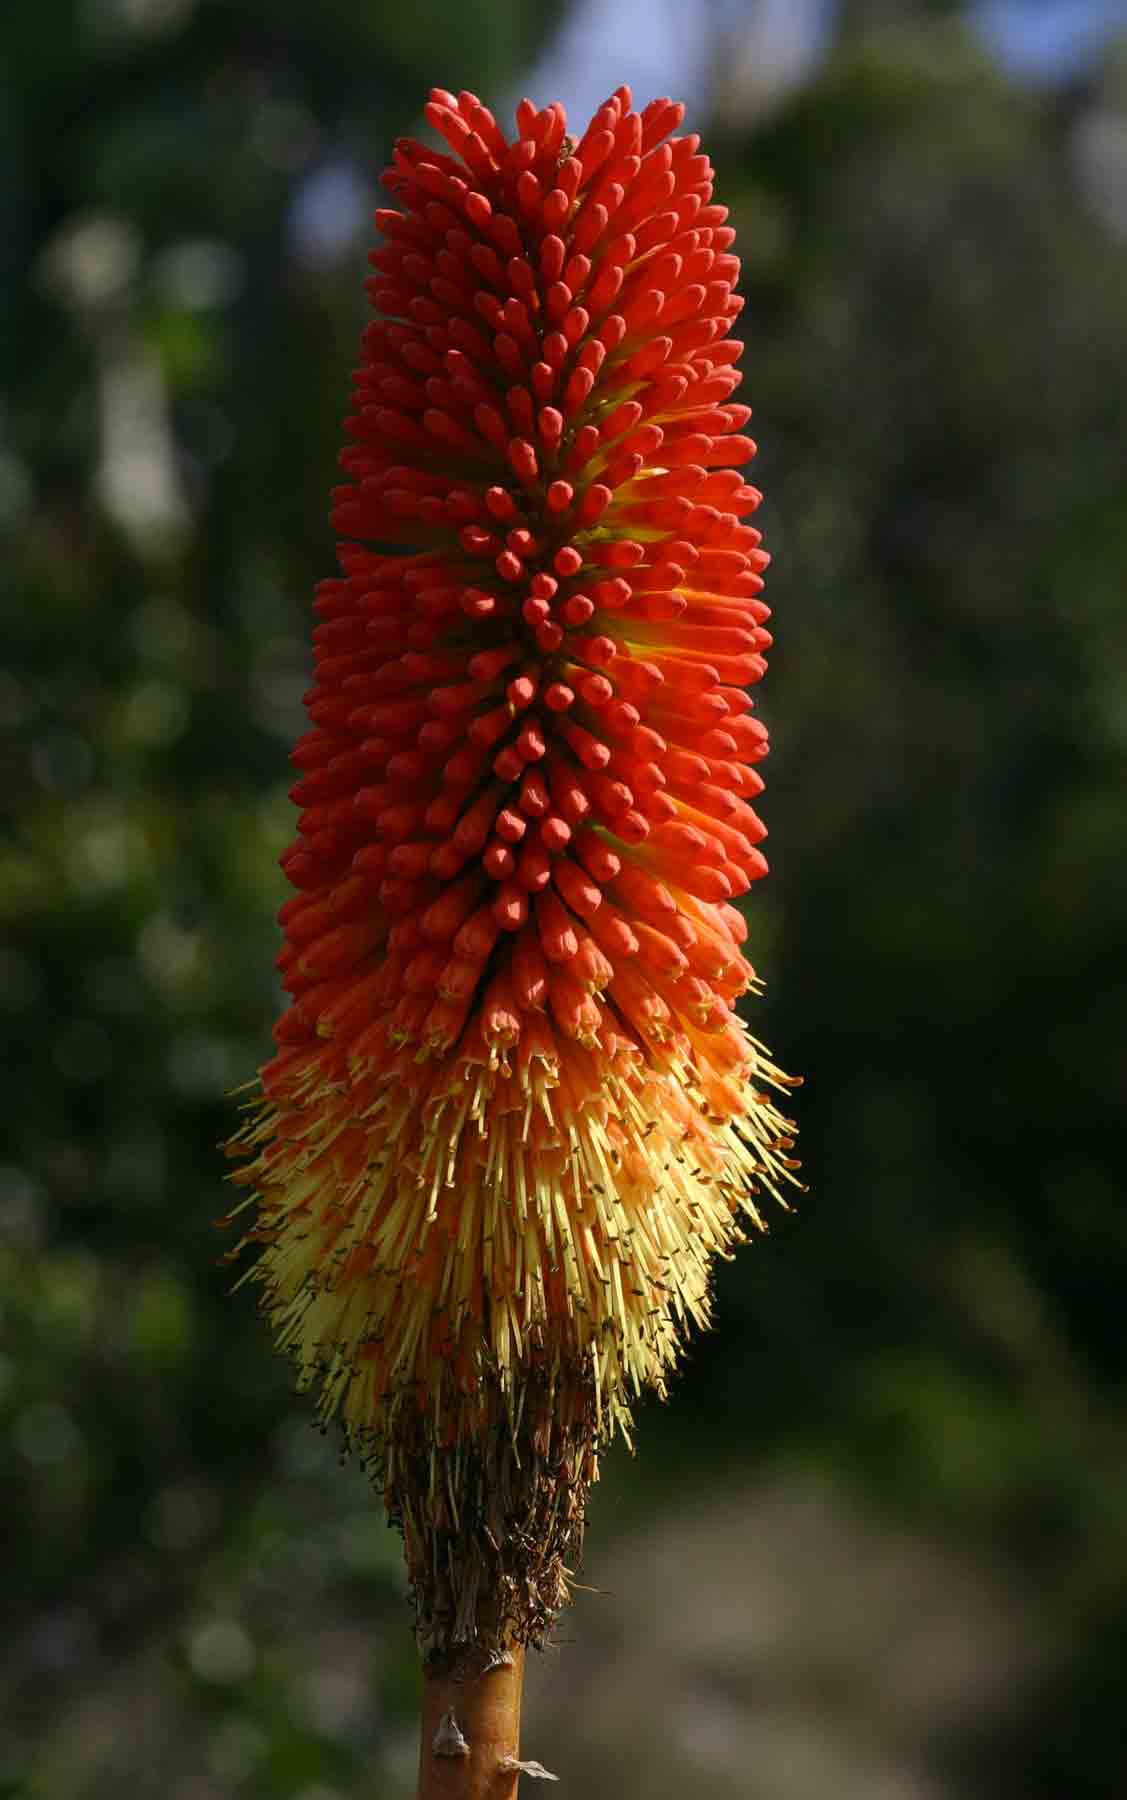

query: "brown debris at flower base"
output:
364 1361 599 1664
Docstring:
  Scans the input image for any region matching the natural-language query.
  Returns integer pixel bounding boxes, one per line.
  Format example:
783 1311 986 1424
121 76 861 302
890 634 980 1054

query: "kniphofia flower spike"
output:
228 83 801 1665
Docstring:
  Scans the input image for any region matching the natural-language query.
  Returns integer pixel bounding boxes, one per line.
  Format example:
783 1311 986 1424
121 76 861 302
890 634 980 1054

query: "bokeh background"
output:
4 0 1127 1794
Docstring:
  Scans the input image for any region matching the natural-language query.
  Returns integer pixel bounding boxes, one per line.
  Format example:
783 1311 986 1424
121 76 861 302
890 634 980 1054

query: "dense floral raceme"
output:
227 83 800 1661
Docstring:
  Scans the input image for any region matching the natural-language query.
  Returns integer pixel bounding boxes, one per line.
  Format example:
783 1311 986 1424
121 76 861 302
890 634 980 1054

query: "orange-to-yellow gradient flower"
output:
228 83 800 1664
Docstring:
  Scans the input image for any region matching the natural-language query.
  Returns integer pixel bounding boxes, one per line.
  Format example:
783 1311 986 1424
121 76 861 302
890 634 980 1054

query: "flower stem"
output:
416 1645 526 1799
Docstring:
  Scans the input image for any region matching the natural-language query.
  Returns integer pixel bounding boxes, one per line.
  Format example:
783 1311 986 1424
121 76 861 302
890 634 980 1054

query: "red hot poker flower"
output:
228 84 800 1666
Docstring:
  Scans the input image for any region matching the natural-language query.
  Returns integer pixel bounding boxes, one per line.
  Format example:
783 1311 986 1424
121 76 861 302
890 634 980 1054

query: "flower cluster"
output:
228 84 799 1662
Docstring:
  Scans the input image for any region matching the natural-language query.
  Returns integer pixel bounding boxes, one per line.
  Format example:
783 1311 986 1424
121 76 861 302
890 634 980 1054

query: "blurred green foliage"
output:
2 3 1126 1796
